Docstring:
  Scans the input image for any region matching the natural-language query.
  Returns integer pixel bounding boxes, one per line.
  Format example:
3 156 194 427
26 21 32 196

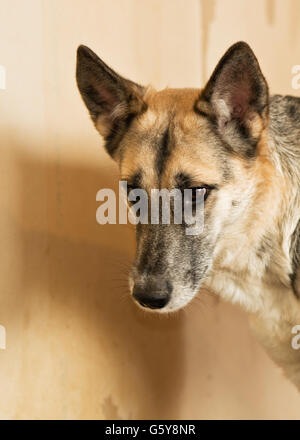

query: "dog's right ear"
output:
76 45 146 156
196 42 269 157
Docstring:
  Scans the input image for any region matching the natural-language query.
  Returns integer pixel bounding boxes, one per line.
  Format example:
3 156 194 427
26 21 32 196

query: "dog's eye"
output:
127 185 137 195
191 187 207 202
127 185 142 197
126 185 144 206
184 187 210 205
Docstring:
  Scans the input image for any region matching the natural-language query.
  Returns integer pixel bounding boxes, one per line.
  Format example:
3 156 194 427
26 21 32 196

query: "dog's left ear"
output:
196 42 269 156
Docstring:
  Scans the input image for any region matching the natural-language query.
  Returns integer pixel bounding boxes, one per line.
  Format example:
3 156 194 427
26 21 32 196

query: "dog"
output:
76 41 300 390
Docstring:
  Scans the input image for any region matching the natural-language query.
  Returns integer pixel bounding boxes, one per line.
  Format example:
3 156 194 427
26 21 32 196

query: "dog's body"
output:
205 93 300 389
77 42 300 390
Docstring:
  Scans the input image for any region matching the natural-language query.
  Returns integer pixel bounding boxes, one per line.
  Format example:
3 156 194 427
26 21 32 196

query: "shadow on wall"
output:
2 131 186 419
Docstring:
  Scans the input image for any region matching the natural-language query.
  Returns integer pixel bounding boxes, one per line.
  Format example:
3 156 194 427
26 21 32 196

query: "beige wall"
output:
0 0 300 419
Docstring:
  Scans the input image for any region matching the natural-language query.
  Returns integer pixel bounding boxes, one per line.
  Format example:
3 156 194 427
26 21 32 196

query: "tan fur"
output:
120 88 225 189
119 88 300 390
76 43 300 391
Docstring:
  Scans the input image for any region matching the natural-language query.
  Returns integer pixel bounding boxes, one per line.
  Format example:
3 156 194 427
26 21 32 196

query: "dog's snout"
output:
132 278 172 309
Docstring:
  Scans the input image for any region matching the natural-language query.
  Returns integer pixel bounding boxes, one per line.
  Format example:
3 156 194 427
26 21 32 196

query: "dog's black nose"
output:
132 279 172 309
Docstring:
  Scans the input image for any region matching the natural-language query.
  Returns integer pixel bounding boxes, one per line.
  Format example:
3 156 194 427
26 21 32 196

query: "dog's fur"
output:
76 42 300 390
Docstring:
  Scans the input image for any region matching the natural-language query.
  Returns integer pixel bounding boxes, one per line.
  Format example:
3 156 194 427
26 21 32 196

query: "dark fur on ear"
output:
196 42 269 157
76 45 146 156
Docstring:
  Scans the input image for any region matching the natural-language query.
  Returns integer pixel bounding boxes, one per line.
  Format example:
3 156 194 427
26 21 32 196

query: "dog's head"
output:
77 42 271 312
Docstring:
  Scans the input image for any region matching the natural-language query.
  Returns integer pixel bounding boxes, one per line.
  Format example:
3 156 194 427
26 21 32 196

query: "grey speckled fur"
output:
269 95 300 296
